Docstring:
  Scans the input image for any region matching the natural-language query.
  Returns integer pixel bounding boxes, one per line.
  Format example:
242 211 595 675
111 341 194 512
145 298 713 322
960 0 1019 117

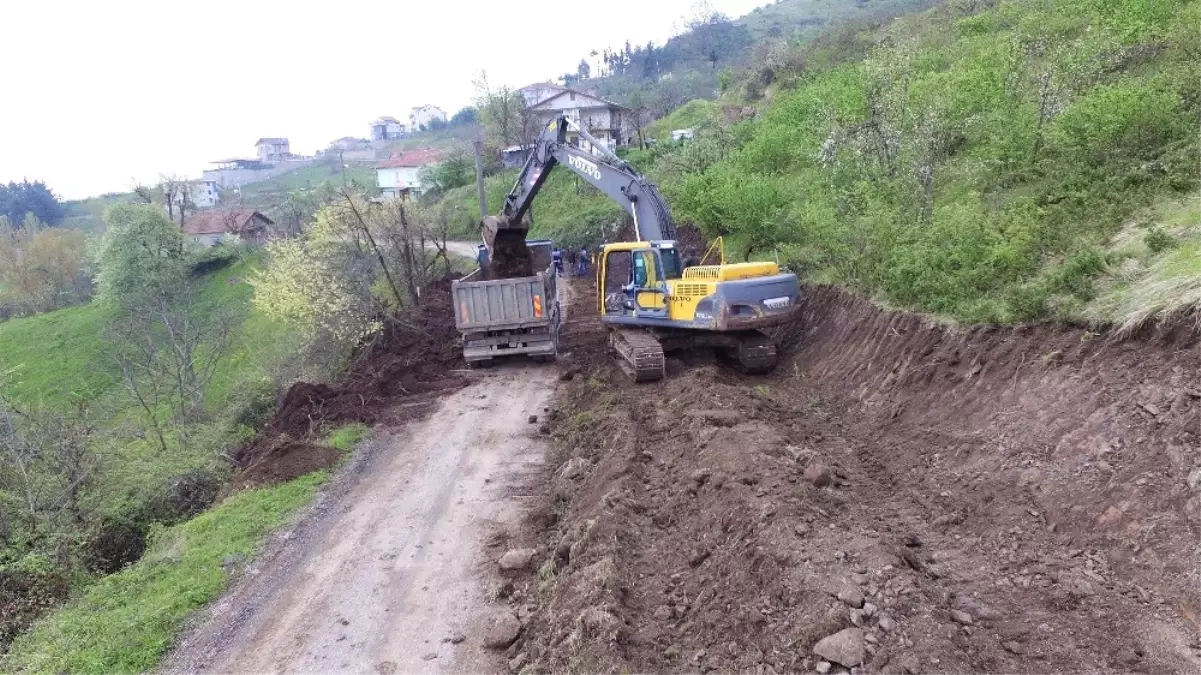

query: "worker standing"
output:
578 247 589 276
566 248 578 276
552 248 563 276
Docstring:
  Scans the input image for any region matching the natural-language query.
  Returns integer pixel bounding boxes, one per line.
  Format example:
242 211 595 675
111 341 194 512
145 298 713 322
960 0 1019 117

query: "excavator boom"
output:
482 117 676 251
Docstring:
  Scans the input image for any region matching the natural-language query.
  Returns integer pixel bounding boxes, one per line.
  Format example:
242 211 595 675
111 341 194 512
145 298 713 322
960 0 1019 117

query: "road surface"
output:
161 366 554 675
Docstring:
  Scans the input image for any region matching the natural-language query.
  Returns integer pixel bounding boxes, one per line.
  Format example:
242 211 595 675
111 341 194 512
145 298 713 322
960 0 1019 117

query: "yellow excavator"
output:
482 115 800 382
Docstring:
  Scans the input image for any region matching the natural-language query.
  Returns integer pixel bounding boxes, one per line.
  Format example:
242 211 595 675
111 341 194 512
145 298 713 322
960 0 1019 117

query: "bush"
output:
1144 228 1176 253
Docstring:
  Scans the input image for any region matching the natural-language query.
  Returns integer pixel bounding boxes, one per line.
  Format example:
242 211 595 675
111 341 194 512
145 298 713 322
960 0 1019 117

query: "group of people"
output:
552 247 591 277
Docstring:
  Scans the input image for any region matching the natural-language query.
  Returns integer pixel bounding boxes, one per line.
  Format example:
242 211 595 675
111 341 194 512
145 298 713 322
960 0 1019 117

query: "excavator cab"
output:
598 241 682 320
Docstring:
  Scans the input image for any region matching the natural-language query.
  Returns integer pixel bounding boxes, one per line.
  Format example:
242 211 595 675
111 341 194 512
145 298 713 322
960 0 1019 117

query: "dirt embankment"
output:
510 279 1201 674
232 278 467 489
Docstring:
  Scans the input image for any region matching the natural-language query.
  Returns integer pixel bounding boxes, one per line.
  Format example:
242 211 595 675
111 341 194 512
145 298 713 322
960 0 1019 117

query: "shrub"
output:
1143 228 1176 253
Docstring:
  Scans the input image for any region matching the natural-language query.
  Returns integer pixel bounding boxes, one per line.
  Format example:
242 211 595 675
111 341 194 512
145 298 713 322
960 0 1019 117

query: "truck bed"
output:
451 268 560 363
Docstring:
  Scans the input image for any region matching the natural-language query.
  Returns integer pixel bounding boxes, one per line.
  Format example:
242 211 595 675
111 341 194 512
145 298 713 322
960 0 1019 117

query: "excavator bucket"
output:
479 215 535 278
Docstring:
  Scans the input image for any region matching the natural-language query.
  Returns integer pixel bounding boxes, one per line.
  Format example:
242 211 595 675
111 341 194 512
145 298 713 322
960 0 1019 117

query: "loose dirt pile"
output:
232 278 467 489
491 229 535 279
507 278 1201 674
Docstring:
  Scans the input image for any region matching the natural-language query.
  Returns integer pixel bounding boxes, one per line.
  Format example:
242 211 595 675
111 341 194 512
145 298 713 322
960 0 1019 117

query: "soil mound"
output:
516 278 1201 674
491 230 534 279
232 278 467 488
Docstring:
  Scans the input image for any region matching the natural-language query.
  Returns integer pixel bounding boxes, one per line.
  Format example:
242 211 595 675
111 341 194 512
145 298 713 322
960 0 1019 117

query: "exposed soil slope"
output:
233 278 467 489
516 278 1200 674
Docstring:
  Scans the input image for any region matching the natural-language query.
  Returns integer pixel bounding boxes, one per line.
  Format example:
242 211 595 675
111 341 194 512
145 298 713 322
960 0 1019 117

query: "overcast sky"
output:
0 0 767 200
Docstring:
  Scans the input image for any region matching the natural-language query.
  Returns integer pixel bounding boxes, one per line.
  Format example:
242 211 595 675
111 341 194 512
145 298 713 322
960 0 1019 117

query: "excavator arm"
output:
481 116 677 249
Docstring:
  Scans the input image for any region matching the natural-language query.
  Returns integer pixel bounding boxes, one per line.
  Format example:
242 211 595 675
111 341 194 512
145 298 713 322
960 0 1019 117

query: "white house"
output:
370 117 405 141
255 137 291 162
527 89 628 152
516 82 568 107
167 179 220 211
408 105 447 131
375 148 444 200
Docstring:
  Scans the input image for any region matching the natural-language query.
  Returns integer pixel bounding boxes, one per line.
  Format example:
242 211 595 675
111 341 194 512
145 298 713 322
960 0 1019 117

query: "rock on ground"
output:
838 587 865 608
499 548 537 571
813 627 866 667
483 612 521 648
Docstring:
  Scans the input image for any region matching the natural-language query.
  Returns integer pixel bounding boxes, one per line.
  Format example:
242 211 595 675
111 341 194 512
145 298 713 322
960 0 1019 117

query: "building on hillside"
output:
167 179 220 211
408 105 447 131
326 137 376 161
516 82 568 107
672 128 696 142
502 144 533 169
255 137 291 162
182 209 273 247
527 88 628 152
375 148 444 200
370 117 406 141
212 158 271 170
330 136 371 151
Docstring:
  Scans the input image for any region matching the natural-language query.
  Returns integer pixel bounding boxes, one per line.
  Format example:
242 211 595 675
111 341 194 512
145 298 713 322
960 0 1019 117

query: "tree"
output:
473 70 525 148
450 106 479 126
0 388 100 547
0 180 64 227
95 204 188 306
106 282 234 437
96 204 231 433
626 90 652 149
418 148 475 196
0 219 92 315
577 58 591 80
158 174 195 228
251 189 455 344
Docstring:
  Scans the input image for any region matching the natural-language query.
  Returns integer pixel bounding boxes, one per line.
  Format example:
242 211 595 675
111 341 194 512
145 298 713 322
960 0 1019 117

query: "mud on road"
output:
512 278 1201 674
162 366 555 675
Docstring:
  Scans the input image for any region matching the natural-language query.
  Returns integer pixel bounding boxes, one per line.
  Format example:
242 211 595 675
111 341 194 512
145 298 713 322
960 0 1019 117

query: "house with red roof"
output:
375 148 445 200
182 209 274 247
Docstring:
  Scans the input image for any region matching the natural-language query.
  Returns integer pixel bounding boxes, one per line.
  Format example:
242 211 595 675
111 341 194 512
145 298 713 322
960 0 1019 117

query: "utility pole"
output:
472 139 487 219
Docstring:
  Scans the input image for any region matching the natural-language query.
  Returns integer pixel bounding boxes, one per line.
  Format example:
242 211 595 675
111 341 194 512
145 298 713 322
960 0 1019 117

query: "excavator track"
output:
610 328 665 382
728 331 778 375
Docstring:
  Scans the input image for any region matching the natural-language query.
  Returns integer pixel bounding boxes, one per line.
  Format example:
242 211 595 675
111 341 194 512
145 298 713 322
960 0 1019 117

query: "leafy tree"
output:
450 106 479 126
0 220 92 315
419 149 475 196
95 204 187 306
577 58 591 80
96 204 232 429
0 180 64 227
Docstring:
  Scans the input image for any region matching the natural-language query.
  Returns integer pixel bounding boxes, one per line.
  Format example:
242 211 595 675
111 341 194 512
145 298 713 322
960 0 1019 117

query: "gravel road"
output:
161 366 555 674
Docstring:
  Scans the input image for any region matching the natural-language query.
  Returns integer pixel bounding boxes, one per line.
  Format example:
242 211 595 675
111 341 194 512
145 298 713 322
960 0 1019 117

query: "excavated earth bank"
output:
504 279 1200 674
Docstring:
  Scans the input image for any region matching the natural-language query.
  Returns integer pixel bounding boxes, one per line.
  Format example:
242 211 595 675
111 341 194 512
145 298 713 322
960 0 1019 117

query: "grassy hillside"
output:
3 471 327 674
670 0 1199 324
737 0 936 40
435 167 625 249
237 163 375 203
61 193 139 233
0 253 291 410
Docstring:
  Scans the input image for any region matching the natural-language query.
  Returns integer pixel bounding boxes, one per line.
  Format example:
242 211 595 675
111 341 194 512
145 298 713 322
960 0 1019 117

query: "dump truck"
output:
451 238 561 366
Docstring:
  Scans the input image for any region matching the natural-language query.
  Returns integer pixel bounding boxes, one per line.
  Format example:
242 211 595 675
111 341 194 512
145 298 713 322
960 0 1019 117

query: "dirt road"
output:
163 366 555 674
444 240 481 260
